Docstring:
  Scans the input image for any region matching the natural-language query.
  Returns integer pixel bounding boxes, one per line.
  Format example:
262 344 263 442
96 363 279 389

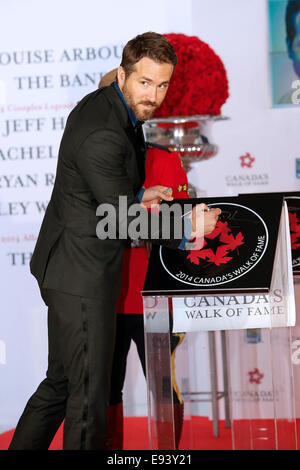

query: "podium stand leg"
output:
221 331 231 429
143 297 175 450
270 327 297 450
208 331 219 437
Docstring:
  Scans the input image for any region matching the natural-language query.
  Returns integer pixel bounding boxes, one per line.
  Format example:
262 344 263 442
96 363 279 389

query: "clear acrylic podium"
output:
142 194 297 450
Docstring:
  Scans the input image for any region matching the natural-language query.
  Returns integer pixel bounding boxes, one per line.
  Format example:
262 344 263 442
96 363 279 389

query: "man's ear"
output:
117 66 126 89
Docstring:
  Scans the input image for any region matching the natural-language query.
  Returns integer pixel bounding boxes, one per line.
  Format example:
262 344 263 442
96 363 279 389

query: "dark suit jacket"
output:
30 84 184 301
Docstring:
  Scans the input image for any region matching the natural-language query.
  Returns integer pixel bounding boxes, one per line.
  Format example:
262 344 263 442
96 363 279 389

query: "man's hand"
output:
190 203 221 238
141 186 173 209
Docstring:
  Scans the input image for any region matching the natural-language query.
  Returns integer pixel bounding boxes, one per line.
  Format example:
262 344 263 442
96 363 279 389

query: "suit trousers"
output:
9 288 116 450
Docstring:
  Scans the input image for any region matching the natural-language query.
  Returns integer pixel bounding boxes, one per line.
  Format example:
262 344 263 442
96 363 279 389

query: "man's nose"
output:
147 86 158 103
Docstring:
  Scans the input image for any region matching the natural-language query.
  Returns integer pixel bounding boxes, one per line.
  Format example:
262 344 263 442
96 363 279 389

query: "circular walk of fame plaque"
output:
159 202 269 288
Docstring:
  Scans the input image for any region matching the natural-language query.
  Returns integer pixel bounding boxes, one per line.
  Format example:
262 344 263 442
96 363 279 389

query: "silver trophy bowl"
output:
144 115 228 167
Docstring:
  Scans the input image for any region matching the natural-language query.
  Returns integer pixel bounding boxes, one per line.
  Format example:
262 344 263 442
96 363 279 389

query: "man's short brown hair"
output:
120 31 177 77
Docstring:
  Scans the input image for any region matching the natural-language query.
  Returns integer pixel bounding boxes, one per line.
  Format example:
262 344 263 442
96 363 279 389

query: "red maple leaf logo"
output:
187 221 244 267
240 152 255 168
248 368 264 384
289 212 300 250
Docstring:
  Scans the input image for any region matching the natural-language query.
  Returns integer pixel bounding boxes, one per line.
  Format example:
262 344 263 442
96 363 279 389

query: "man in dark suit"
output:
9 32 220 450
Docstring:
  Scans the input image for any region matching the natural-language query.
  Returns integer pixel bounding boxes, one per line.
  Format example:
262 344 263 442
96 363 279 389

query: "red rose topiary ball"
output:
154 33 229 118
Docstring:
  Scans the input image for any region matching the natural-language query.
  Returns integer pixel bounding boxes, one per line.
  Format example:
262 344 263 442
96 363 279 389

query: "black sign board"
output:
282 192 300 274
238 191 300 275
142 194 284 296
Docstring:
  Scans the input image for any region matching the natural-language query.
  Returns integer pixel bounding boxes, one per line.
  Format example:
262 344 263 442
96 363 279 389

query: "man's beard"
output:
122 84 158 121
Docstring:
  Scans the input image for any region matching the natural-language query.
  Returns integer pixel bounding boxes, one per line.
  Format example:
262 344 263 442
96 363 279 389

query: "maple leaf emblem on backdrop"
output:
248 368 264 385
240 152 255 168
289 212 300 250
186 220 245 267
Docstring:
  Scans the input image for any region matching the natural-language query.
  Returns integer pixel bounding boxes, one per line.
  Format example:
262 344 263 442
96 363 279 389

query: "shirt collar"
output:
113 81 143 129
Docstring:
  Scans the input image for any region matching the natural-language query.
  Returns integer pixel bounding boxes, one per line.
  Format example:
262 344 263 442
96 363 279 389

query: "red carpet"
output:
0 416 231 450
1 417 298 450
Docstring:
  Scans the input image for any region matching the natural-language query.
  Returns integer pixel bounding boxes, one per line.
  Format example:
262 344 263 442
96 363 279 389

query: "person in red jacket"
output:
105 145 189 450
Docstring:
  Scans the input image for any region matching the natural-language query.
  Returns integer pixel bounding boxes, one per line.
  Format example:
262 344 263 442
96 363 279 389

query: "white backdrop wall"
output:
0 0 299 434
